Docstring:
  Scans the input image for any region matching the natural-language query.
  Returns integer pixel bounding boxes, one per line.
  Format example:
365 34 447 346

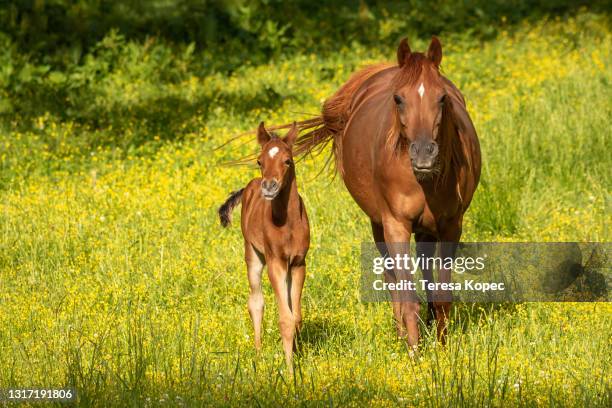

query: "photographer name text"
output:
372 279 505 292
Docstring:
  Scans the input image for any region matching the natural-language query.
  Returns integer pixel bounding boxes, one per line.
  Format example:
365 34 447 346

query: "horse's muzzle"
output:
409 141 438 174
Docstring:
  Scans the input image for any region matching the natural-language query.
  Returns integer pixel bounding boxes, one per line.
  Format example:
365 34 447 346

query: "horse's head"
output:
256 122 298 200
392 37 449 178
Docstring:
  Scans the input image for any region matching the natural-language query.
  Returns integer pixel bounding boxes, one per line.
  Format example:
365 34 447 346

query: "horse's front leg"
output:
382 217 420 349
436 224 461 344
371 221 403 339
415 233 437 324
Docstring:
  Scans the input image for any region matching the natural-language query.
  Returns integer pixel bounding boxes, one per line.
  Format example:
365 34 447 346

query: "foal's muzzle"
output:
261 179 280 200
409 140 439 173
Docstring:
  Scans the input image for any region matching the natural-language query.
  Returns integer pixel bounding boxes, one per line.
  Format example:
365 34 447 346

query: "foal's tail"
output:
218 188 244 227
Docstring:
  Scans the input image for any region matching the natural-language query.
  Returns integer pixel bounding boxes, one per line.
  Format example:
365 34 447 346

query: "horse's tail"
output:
218 188 244 227
271 63 394 176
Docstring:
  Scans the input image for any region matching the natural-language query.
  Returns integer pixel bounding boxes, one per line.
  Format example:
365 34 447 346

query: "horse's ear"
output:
283 122 298 148
427 36 442 68
257 121 271 146
397 38 411 67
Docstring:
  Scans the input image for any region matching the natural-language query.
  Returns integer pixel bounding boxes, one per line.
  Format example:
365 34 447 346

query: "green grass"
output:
0 11 610 407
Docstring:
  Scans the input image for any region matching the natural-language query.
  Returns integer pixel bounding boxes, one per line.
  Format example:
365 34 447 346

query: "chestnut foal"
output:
218 122 310 371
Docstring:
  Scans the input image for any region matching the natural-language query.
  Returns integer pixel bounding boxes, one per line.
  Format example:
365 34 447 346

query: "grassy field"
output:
0 10 611 407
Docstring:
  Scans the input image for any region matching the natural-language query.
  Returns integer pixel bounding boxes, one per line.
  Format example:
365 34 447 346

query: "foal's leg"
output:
290 261 306 334
267 257 295 371
415 233 437 325
245 242 265 351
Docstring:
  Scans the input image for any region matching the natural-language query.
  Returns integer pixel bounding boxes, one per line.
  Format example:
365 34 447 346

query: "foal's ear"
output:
427 36 442 68
283 122 298 148
397 38 411 67
257 121 271 146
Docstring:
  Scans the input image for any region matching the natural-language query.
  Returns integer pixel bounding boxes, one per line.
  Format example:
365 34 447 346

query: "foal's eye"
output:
284 159 293 167
438 94 447 106
256 160 262 167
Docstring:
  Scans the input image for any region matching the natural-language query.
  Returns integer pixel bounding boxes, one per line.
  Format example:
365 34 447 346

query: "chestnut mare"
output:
218 122 309 371
287 37 481 348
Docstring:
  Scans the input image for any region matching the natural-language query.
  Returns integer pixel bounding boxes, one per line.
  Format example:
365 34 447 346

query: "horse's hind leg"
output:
245 242 265 352
415 233 437 325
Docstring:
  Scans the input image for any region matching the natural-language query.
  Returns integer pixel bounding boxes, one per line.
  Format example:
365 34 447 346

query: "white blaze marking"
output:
418 83 425 99
268 146 279 158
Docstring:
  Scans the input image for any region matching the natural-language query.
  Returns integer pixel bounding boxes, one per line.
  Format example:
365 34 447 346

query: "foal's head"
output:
256 122 298 200
392 37 451 178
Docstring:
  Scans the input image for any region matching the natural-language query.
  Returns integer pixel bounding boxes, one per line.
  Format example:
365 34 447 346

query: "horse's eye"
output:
256 160 262 167
393 94 405 106
284 159 293 167
438 94 447 106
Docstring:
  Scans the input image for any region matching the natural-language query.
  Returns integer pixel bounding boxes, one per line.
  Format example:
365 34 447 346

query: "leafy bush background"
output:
0 1 609 146
1 1 606 60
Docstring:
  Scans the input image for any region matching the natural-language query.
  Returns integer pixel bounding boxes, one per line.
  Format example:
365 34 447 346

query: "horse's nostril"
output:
410 143 418 157
427 143 438 156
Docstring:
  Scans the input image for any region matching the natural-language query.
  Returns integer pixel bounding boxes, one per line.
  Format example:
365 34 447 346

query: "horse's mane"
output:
290 63 394 175
437 97 467 189
221 62 401 169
